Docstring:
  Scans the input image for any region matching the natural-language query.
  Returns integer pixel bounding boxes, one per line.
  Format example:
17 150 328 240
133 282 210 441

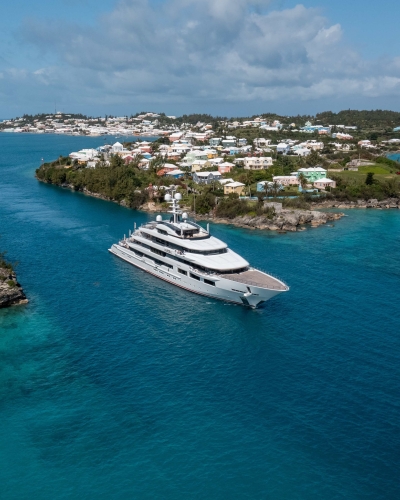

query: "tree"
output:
306 149 321 167
365 172 375 185
298 172 308 190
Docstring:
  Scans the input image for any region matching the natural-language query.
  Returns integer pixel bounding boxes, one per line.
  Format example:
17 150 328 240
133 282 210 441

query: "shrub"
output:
216 198 250 219
7 280 16 288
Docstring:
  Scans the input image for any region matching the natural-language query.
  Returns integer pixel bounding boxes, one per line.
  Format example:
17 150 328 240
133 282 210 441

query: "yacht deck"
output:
220 269 288 291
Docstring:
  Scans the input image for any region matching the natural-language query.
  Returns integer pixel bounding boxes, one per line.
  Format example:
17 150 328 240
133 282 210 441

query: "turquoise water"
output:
1 134 400 499
387 153 400 163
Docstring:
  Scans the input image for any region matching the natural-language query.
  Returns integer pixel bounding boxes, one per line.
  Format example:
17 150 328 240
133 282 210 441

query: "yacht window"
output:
204 279 215 286
157 229 168 236
190 273 200 281
151 247 166 257
178 268 187 275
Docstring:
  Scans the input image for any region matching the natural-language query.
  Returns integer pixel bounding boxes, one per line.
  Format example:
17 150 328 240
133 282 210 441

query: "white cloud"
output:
2 0 400 113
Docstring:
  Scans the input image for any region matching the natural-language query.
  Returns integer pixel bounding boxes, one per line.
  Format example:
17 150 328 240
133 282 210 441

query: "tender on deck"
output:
220 269 288 291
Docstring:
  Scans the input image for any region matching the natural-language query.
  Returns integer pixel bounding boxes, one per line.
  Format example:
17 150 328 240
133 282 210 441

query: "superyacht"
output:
109 191 289 308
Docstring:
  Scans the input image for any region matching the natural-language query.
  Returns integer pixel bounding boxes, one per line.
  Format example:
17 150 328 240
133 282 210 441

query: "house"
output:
205 149 218 159
229 147 241 155
209 137 222 147
191 160 211 172
219 178 234 185
218 162 234 174
222 137 237 148
169 132 184 142
165 169 185 179
314 178 336 189
111 142 123 153
184 150 209 164
238 138 247 146
253 138 271 147
272 176 300 186
243 157 273 170
223 181 245 195
69 148 99 162
292 147 310 157
296 167 327 182
276 143 291 155
192 171 222 184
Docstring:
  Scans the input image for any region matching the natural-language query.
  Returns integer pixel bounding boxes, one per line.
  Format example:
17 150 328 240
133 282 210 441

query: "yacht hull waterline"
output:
109 192 289 308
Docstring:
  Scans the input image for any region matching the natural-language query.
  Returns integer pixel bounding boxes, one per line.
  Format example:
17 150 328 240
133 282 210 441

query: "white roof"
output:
225 181 245 187
167 169 184 175
298 167 326 172
195 171 221 177
314 177 334 183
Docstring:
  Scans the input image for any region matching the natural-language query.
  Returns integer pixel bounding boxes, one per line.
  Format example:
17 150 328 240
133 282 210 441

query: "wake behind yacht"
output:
109 191 289 308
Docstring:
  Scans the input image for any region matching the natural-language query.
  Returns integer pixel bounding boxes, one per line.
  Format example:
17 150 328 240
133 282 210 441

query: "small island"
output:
0 253 28 308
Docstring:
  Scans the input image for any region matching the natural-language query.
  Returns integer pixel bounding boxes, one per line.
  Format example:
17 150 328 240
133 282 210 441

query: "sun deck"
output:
220 269 288 291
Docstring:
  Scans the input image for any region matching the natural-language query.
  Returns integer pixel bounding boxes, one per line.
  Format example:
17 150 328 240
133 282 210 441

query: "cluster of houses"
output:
65 139 336 197
0 112 214 138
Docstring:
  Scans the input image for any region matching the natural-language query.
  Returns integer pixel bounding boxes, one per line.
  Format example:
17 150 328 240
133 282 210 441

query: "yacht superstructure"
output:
109 192 289 308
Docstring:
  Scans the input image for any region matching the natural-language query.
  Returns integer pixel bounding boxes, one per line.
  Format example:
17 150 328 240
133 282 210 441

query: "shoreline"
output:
36 178 346 232
36 177 400 233
0 268 28 309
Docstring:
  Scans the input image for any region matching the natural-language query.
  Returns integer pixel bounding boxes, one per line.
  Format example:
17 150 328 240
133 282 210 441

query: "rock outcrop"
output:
313 198 400 210
197 209 344 232
0 268 28 308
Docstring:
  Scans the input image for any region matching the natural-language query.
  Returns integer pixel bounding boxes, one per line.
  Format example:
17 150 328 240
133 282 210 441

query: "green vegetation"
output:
365 173 375 185
330 174 400 201
36 153 193 208
215 196 275 219
0 251 14 272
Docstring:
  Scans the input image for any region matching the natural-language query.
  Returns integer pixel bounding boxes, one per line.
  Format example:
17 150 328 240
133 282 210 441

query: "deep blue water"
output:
1 134 400 499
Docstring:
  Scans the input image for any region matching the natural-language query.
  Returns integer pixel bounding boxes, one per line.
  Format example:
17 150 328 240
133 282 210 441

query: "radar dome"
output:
174 193 182 201
156 215 162 222
164 194 172 202
182 212 188 220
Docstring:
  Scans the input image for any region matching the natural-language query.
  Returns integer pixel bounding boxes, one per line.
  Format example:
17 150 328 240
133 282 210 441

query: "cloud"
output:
2 0 400 114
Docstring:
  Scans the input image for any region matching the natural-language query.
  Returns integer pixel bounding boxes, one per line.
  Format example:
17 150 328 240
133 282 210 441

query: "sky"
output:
1 0 400 117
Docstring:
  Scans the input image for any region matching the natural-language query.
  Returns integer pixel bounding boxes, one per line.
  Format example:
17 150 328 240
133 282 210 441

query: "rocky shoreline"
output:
38 178 400 233
0 267 28 308
312 198 400 210
193 208 344 232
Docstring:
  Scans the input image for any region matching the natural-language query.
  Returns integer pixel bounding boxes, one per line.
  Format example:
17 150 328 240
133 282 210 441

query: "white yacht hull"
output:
109 243 285 308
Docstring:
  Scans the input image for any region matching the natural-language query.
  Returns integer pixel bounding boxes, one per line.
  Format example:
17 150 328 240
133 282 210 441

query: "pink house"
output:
272 175 300 186
314 178 336 189
218 162 234 174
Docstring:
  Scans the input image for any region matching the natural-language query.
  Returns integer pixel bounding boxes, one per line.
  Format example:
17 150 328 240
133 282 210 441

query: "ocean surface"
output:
387 152 400 162
1 134 400 500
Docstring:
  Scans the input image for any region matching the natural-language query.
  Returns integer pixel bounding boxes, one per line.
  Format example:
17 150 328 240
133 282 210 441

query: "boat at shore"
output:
109 191 289 308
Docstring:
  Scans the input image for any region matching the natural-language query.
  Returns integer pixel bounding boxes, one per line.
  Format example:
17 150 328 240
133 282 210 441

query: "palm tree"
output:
297 172 308 191
271 180 281 198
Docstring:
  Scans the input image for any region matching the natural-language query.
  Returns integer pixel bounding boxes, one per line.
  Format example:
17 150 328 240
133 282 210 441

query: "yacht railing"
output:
250 266 289 287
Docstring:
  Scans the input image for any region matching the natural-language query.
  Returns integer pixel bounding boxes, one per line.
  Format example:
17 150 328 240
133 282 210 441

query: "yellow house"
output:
224 181 245 195
191 160 211 172
206 151 218 159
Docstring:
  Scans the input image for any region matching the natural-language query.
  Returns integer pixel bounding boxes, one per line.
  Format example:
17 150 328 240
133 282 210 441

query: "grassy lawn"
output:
328 166 398 183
